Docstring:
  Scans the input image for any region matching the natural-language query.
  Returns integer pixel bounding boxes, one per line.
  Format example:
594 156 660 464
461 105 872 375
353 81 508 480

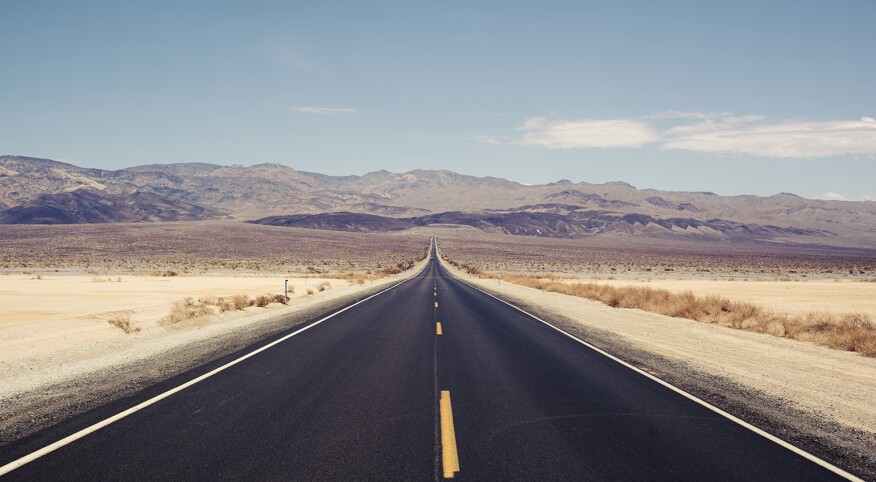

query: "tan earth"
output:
552 277 876 318
0 273 351 361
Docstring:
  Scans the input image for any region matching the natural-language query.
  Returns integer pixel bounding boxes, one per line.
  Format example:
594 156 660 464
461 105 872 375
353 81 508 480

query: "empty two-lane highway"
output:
0 242 857 480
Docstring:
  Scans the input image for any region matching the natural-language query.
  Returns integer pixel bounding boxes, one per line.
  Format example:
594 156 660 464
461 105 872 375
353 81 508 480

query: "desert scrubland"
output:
0 223 428 443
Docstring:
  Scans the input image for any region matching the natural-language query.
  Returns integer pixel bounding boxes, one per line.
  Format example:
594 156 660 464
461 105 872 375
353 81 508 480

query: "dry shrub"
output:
217 298 236 312
108 314 140 334
149 270 178 277
233 294 253 310
161 297 213 325
273 294 289 305
255 294 271 307
306 287 315 295
316 281 331 292
489 272 876 357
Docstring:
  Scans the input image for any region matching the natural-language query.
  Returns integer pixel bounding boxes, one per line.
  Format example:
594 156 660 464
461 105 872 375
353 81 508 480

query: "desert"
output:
2 3 876 477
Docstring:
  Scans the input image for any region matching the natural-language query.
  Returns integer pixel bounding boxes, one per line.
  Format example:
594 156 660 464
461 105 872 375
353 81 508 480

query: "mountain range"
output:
2 155 874 246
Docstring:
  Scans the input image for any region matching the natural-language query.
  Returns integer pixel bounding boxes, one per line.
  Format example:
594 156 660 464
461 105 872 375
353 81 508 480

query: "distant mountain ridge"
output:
2 155 874 245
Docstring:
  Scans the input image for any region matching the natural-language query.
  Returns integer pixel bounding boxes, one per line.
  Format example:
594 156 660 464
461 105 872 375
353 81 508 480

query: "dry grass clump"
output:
160 293 291 325
255 294 272 307
160 297 213 325
108 314 140 334
488 273 876 357
149 270 178 277
272 294 289 304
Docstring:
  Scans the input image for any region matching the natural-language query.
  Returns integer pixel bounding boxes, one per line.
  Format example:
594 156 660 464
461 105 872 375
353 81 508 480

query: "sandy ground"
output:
444 264 876 477
0 273 363 361
552 277 876 318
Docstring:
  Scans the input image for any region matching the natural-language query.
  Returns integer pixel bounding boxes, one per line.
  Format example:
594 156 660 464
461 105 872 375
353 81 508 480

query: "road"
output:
0 240 857 480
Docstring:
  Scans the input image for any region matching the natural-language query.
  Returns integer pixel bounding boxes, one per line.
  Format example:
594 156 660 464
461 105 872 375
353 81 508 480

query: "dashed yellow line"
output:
435 301 439 308
440 390 460 478
436 322 442 335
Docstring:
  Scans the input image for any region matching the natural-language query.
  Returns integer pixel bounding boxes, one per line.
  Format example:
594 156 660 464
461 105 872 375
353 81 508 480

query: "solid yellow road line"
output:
440 390 460 478
436 322 442 335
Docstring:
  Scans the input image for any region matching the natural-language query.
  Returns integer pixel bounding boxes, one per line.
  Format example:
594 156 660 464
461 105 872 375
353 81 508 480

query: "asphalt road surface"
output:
0 242 858 480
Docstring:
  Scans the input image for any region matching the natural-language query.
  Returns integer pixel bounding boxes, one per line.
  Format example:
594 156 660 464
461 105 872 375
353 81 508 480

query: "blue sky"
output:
2 1 874 199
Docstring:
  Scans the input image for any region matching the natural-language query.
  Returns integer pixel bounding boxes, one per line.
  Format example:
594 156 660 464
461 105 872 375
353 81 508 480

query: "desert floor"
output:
548 277 876 318
0 273 366 361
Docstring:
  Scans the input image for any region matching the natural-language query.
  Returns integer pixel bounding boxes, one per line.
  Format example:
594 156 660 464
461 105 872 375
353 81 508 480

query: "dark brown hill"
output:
0 190 224 224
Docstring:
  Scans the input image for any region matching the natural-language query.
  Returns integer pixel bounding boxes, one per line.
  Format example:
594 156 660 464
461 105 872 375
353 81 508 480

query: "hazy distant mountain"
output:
2 155 874 245
250 210 834 239
0 190 224 224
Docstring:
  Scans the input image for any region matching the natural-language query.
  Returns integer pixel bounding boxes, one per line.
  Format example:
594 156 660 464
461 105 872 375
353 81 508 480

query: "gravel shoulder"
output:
445 265 876 479
0 264 425 446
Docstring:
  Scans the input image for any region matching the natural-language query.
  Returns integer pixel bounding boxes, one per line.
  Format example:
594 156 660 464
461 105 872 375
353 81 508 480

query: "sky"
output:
2 0 874 200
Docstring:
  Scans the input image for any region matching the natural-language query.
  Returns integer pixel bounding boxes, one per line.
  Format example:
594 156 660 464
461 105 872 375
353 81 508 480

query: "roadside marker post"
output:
284 279 289 300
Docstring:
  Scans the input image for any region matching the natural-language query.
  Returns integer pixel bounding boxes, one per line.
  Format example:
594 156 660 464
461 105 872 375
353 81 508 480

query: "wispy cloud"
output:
264 38 319 73
815 192 874 202
514 117 659 149
470 135 503 145
479 112 876 158
816 191 848 201
293 106 358 115
663 115 876 158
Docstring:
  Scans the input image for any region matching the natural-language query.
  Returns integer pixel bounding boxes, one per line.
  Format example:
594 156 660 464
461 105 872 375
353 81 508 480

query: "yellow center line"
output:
440 390 460 478
436 322 442 335
435 301 439 308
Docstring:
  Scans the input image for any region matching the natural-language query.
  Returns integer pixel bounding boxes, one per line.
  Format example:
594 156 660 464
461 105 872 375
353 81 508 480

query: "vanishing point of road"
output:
0 240 859 480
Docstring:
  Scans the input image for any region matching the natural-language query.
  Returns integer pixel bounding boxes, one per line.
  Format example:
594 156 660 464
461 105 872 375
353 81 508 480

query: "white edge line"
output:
0 265 427 477
441 264 863 482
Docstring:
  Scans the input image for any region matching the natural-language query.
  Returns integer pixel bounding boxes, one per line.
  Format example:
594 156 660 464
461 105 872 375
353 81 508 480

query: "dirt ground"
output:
551 277 876 318
0 273 362 361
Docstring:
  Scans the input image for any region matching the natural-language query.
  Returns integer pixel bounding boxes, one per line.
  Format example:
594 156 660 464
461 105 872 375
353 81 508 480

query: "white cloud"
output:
817 192 846 201
814 192 876 202
293 106 358 115
470 135 502 145
662 115 876 158
514 117 660 149
483 112 876 158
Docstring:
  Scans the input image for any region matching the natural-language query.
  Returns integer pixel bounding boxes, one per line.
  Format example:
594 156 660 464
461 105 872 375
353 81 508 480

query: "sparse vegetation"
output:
273 294 289 304
159 292 294 325
160 297 213 325
108 314 140 334
483 272 876 357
